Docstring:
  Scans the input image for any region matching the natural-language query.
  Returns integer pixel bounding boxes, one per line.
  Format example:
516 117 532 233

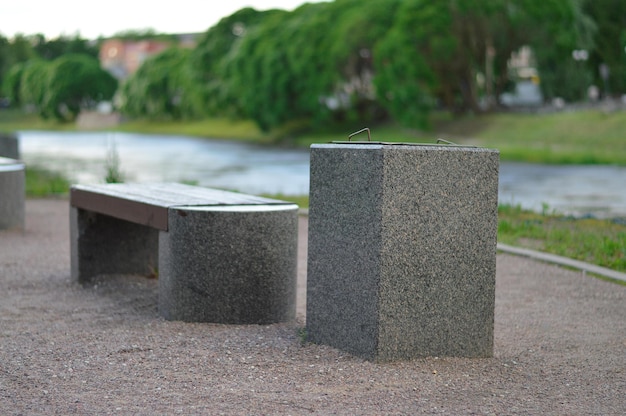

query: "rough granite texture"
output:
307 143 500 362
0 157 25 230
70 207 160 281
159 206 298 324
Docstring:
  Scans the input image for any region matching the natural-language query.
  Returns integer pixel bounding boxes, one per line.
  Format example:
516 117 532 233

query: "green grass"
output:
4 107 626 165
25 166 71 197
431 110 626 165
115 118 265 141
0 109 75 132
498 203 626 274
292 110 626 165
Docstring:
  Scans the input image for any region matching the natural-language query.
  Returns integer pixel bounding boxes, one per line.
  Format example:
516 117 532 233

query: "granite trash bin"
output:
306 138 499 362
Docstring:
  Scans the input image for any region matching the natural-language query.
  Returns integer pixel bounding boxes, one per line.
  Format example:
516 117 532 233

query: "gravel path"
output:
1 199 625 415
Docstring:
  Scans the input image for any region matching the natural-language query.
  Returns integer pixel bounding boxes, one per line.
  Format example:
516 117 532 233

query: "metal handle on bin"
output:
348 128 371 142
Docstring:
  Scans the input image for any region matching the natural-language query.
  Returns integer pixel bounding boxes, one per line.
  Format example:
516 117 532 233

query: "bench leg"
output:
70 207 159 283
158 206 298 324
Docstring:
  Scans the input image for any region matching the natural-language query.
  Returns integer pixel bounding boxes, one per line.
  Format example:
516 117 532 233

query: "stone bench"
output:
0 157 25 231
70 182 298 324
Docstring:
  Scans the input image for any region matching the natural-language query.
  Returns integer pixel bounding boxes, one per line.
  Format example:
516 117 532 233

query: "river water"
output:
16 130 626 218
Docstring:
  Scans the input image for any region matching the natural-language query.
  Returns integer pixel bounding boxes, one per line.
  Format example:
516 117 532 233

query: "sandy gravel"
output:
1 199 625 415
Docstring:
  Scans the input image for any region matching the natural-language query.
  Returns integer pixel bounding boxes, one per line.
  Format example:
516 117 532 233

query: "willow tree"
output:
374 0 596 126
584 0 626 96
374 0 452 128
18 60 50 117
41 54 117 121
225 0 401 132
121 47 196 120
188 7 281 118
224 9 296 131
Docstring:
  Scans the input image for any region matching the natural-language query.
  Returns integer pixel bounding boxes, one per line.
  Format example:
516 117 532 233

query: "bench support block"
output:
70 208 159 282
0 157 25 231
159 207 298 324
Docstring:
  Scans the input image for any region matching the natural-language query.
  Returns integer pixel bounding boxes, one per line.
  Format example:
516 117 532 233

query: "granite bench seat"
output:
0 157 25 231
70 182 298 324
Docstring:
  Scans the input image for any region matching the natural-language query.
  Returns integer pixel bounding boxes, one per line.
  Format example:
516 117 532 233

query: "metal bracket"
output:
348 128 371 142
333 128 476 147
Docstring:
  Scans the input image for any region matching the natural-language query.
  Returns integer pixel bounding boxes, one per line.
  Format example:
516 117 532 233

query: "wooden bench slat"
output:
71 187 169 230
70 183 293 231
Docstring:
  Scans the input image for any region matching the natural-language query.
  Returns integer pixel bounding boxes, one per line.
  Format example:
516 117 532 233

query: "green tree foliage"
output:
1 33 99 106
40 54 117 121
3 63 26 106
224 0 401 131
18 60 49 116
375 0 596 124
374 0 451 128
32 34 99 60
120 47 196 120
225 9 302 131
189 7 276 117
0 34 36 100
584 0 626 96
321 0 401 123
0 35 11 96
2 0 609 132
523 0 596 101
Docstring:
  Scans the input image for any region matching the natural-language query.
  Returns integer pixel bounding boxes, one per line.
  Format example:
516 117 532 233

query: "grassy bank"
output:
290 109 626 165
498 204 626 276
432 110 626 165
3 107 626 165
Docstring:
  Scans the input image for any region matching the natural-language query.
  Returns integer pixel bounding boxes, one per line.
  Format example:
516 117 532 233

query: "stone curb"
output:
497 243 626 283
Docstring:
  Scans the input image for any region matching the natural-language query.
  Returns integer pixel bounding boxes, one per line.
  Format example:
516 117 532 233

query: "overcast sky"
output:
0 0 329 39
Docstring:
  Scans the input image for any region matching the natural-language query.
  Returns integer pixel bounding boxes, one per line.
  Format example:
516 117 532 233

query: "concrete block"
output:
70 207 159 283
306 143 499 361
159 205 298 324
0 157 25 230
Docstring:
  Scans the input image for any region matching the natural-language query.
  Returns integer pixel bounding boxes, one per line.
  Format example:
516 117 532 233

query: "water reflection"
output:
19 130 310 195
499 162 626 218
17 130 626 218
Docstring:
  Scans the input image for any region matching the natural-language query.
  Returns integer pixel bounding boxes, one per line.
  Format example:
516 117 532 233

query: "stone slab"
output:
0 157 25 230
306 143 499 361
159 204 298 324
71 183 292 231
